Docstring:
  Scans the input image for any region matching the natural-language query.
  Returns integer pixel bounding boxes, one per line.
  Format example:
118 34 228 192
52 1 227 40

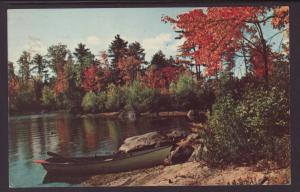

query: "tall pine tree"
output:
108 34 128 84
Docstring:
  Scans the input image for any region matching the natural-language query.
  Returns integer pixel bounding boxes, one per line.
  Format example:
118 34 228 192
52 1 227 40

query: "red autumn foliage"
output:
100 51 110 69
82 65 101 92
271 6 289 30
82 64 112 92
117 56 141 85
249 47 273 78
162 7 289 79
143 66 183 93
8 77 18 97
54 71 69 95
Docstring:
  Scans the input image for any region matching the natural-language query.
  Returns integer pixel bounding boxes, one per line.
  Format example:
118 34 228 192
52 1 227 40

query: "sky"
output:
8 8 193 64
8 7 285 77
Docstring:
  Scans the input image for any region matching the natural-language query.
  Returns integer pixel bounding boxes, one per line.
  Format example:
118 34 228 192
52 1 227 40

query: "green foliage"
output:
105 84 125 111
124 81 157 113
170 75 193 110
41 86 56 110
74 43 94 67
170 74 194 95
202 85 290 166
18 51 32 81
270 58 290 92
240 86 290 136
12 83 40 113
8 61 15 79
47 44 70 73
32 54 48 81
96 92 107 112
81 91 98 113
168 75 215 111
204 94 245 164
150 50 168 68
108 35 129 84
128 42 146 64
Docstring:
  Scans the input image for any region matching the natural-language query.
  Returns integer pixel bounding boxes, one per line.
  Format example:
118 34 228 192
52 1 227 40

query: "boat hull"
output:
41 146 172 174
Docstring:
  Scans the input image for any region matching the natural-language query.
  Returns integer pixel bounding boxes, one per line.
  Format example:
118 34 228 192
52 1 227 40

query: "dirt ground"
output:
81 161 290 186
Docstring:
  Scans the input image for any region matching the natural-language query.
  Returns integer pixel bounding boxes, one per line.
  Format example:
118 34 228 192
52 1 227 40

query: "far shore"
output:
78 111 189 118
9 110 189 119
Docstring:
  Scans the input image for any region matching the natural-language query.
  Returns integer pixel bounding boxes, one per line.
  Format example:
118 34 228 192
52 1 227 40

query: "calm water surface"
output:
9 112 190 187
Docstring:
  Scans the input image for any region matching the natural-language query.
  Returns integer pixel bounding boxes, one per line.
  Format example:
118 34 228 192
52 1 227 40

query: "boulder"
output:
165 129 189 141
118 131 168 153
168 144 194 164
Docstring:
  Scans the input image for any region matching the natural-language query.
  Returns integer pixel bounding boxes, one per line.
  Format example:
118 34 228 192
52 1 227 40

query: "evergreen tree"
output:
150 50 168 69
74 43 94 69
8 61 15 79
108 34 128 71
128 41 146 64
73 43 95 87
18 51 32 81
32 54 49 83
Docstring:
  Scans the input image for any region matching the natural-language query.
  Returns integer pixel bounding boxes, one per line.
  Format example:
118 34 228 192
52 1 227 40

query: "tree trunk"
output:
256 23 269 86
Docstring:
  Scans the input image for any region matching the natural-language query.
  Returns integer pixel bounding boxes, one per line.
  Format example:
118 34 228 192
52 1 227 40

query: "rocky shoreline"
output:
80 125 290 187
82 161 290 186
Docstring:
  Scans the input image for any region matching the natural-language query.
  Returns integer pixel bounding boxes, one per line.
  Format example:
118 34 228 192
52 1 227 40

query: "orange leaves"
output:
8 77 18 97
249 47 273 78
54 71 69 95
82 65 104 92
143 66 183 93
162 7 272 77
117 56 141 85
271 6 289 30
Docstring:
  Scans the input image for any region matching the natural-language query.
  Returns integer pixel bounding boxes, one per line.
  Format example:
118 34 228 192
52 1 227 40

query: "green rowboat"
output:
34 145 172 174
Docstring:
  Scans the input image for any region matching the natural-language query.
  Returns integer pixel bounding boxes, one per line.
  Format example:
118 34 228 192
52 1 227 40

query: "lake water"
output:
9 112 190 187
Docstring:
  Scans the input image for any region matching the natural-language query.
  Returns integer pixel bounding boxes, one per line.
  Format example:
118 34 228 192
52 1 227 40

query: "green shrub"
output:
124 81 157 113
81 91 98 113
13 83 40 112
41 86 56 110
105 84 125 112
169 75 198 110
169 75 214 111
202 86 290 166
204 94 246 164
240 86 290 137
96 91 107 112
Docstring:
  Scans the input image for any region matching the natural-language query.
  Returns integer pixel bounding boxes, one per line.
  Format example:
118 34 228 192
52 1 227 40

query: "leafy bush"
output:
169 75 198 110
105 84 125 112
240 86 290 137
41 86 56 110
203 94 245 164
124 81 157 113
12 83 41 112
201 86 290 166
81 91 98 113
170 75 214 111
96 91 107 112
